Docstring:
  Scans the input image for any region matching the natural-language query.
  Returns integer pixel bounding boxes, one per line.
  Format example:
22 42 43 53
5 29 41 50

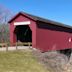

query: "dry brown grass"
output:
32 50 72 72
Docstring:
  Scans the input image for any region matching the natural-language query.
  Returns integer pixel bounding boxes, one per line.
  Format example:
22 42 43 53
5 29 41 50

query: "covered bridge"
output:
8 12 72 52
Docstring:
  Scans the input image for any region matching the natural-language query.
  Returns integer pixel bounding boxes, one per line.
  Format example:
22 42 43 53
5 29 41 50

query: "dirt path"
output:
0 46 32 51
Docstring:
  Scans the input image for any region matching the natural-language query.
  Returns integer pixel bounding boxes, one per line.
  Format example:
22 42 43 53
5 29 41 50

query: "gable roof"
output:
8 12 72 29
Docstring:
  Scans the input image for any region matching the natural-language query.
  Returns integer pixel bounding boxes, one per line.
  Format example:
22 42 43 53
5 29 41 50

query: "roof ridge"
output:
8 11 72 29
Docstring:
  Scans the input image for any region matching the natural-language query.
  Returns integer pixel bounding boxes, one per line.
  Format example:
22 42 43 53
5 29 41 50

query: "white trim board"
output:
14 21 31 25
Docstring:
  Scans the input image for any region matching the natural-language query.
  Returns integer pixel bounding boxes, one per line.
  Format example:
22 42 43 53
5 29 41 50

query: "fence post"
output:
16 42 18 50
6 43 8 51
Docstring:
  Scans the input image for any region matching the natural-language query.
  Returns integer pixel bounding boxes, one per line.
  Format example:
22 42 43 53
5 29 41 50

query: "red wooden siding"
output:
36 21 72 51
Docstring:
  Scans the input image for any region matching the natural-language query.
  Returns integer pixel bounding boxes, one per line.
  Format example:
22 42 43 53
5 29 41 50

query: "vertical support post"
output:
28 42 30 48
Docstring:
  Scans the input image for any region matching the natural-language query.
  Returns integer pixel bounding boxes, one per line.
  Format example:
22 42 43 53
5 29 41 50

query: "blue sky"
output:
0 0 72 26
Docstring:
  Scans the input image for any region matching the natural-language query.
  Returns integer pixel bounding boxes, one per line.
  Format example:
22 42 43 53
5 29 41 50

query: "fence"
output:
0 42 32 51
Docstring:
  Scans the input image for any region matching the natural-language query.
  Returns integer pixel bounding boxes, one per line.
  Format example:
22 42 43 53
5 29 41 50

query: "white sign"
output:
14 21 31 25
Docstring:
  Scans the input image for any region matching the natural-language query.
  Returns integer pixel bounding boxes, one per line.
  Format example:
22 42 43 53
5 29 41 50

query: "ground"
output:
0 49 49 72
0 47 72 72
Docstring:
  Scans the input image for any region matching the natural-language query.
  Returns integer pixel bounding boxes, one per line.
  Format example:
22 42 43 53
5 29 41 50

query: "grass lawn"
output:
0 50 49 72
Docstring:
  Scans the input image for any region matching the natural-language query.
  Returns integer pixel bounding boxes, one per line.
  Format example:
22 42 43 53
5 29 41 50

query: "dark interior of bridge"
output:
14 25 32 42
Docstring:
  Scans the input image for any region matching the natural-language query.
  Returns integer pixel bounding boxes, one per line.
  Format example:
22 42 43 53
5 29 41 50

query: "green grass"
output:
0 50 49 72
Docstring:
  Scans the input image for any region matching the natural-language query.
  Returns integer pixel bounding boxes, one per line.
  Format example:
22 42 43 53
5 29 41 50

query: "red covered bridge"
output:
8 12 72 52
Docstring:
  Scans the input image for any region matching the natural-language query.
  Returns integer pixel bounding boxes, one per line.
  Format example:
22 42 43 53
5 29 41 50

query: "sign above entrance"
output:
14 21 31 25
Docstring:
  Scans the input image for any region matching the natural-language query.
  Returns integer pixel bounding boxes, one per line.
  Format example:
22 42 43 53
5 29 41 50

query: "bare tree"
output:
0 5 12 43
0 5 12 24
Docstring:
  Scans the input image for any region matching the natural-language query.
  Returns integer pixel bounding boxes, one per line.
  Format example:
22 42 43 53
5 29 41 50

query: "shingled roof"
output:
8 12 72 29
